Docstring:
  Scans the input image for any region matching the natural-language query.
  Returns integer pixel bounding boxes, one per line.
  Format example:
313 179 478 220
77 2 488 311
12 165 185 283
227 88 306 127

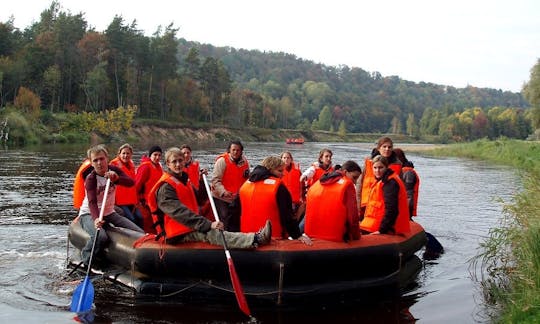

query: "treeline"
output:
0 1 535 145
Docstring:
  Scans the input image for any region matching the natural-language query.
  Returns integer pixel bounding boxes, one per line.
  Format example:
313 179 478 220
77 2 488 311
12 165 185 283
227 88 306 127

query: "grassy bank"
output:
429 138 540 322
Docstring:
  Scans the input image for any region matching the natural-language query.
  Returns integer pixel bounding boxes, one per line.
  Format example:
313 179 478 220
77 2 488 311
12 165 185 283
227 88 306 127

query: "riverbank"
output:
427 138 540 322
119 124 418 147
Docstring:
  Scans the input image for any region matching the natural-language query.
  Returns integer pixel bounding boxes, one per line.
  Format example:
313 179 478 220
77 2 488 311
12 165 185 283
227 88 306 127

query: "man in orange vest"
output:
210 141 250 232
148 147 271 248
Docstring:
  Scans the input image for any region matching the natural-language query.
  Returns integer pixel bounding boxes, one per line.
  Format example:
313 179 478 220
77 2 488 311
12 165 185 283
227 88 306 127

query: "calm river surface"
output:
0 142 520 323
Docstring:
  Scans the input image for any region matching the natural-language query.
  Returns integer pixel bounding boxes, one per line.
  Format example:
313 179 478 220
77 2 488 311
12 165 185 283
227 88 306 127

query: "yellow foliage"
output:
79 105 138 136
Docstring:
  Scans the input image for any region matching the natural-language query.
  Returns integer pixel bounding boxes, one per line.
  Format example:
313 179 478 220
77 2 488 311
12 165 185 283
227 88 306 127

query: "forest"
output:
0 1 538 146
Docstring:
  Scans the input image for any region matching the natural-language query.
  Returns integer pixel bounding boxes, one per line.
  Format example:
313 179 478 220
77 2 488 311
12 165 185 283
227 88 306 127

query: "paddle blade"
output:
70 276 94 312
227 257 251 317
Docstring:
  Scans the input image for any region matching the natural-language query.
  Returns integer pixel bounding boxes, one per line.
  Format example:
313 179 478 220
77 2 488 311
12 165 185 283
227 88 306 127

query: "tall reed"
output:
431 138 540 322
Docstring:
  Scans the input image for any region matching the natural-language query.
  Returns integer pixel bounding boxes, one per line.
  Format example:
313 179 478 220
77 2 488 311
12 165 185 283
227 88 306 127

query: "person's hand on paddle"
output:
94 217 105 229
211 220 224 231
104 170 119 183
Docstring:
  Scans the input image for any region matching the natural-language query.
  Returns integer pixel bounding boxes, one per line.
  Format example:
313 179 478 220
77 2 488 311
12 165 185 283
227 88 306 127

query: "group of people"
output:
73 136 420 265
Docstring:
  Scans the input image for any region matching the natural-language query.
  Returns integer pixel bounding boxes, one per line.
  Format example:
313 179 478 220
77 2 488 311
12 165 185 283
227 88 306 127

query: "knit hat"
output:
148 145 162 156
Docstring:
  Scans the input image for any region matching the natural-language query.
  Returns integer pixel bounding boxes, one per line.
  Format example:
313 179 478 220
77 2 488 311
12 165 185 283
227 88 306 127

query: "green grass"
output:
430 138 540 322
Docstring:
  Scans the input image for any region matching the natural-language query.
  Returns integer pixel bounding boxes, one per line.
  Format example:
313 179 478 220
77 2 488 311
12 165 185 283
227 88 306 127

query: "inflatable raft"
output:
68 220 426 305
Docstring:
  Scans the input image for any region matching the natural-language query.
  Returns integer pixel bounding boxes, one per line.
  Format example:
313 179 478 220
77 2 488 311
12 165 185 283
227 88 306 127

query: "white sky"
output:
2 0 540 92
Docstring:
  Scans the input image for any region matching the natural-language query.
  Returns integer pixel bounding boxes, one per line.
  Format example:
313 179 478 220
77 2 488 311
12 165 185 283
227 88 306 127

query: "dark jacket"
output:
378 169 400 234
156 170 213 233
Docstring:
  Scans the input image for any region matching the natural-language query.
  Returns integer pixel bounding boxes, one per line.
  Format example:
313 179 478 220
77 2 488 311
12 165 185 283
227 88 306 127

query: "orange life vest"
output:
304 176 350 242
138 160 163 202
307 162 334 187
147 173 198 239
184 160 201 190
217 152 249 194
360 172 410 234
402 166 420 216
73 159 92 209
360 157 402 207
110 157 138 205
282 162 302 204
239 177 283 238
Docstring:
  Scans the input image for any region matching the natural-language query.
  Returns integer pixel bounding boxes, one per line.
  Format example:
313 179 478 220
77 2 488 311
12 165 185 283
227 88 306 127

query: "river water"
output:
0 142 520 323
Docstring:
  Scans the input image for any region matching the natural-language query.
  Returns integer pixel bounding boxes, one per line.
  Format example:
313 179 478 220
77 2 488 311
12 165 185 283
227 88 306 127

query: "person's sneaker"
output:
254 220 272 246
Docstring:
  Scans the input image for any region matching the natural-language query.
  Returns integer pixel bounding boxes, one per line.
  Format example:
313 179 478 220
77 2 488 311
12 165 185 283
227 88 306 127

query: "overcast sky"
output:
2 0 540 92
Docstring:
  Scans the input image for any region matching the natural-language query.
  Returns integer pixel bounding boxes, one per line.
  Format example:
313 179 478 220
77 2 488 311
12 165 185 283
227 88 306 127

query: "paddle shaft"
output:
73 177 111 312
202 174 251 317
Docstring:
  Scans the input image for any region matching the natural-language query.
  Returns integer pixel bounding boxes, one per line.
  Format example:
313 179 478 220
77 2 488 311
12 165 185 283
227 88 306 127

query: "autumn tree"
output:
14 87 41 122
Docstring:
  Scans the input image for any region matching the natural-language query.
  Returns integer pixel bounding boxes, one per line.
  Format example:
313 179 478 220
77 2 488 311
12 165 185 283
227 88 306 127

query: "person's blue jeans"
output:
118 205 143 229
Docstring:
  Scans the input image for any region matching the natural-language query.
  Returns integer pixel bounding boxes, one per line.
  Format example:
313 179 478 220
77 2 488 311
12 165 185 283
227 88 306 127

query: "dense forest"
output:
0 1 538 146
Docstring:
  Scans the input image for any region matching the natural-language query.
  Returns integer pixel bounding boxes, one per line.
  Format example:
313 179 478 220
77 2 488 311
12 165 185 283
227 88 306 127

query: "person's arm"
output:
109 165 134 187
379 179 400 234
156 182 212 233
402 171 417 214
299 165 314 182
344 182 360 240
211 157 230 199
135 164 149 197
277 185 301 239
84 173 99 220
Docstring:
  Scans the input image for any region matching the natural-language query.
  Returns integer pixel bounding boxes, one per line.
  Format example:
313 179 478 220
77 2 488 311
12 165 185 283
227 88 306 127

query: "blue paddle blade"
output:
70 276 94 312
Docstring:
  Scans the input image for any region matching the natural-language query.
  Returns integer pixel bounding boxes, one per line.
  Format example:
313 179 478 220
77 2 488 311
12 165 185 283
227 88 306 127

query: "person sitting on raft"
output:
148 147 272 248
78 144 144 266
360 155 410 235
303 160 362 242
239 156 312 245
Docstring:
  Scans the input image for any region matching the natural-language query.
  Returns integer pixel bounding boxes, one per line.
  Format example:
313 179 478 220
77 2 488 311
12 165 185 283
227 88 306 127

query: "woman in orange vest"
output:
180 144 208 192
136 145 163 233
360 155 410 235
181 144 213 220
280 151 303 209
148 147 272 248
359 136 402 217
393 148 420 218
300 148 334 189
304 160 361 242
239 156 311 245
110 143 143 228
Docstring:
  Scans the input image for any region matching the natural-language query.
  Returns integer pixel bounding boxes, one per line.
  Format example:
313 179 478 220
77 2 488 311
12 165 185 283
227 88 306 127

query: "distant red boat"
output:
286 138 305 144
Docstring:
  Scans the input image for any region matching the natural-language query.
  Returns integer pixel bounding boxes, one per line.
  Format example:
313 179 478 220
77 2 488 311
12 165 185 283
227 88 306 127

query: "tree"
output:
14 86 41 122
317 106 332 131
338 120 347 137
42 65 61 112
523 58 540 129
184 47 200 79
406 113 418 137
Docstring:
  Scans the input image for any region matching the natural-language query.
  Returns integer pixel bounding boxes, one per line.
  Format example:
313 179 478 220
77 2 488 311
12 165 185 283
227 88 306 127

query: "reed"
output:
431 138 540 322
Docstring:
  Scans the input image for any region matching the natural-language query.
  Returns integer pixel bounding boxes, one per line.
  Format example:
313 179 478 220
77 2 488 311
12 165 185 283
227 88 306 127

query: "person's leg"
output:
119 205 135 223
79 214 109 265
214 198 232 230
107 212 145 233
132 206 144 229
